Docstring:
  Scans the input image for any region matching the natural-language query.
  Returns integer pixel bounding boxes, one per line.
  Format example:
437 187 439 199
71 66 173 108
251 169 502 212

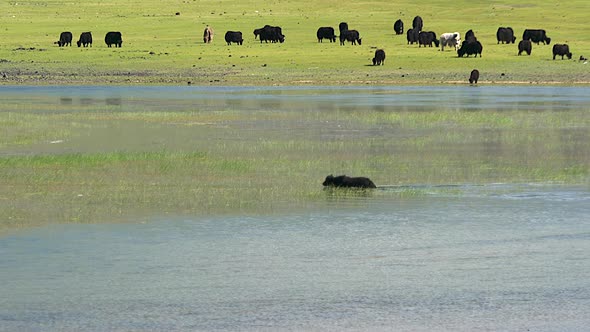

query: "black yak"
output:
317 27 336 43
469 69 479 84
104 31 122 47
77 32 92 47
522 29 551 45
553 44 572 60
56 31 72 47
496 27 516 44
457 40 483 58
518 39 532 56
322 175 377 188
394 19 404 35
372 49 385 65
225 31 243 45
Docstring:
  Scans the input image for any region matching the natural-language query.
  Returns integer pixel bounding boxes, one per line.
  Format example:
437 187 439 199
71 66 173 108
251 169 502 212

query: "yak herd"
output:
55 15 581 83
400 16 575 62
56 31 122 48
238 17 578 70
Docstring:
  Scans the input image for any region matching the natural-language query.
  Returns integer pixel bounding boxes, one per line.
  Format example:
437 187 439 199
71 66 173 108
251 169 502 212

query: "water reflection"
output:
3 85 590 113
59 97 73 105
80 97 94 105
559 128 589 162
60 96 123 106
481 128 503 159
322 187 376 202
105 97 122 105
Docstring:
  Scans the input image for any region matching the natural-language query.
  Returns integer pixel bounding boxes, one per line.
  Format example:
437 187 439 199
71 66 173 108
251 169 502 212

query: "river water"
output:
2 85 590 112
1 86 589 331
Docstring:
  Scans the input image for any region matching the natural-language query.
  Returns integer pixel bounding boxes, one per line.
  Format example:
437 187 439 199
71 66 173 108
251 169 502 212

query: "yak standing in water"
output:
323 175 377 188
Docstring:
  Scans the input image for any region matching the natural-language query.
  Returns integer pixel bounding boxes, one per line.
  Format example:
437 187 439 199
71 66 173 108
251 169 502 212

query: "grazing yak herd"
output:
55 15 582 83
234 17 578 72
55 31 122 48
402 16 575 63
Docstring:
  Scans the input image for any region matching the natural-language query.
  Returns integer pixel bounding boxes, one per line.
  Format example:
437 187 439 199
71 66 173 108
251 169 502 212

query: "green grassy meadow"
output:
1 0 590 84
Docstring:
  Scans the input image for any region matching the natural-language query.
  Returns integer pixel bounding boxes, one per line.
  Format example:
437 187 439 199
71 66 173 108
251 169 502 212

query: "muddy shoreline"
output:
2 67 590 86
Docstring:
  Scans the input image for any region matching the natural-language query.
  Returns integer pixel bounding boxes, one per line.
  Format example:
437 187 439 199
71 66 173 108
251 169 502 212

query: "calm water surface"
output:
1 86 589 331
3 85 590 112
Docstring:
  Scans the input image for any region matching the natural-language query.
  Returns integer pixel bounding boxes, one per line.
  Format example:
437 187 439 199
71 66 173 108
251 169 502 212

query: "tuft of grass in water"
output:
0 113 73 147
0 150 261 230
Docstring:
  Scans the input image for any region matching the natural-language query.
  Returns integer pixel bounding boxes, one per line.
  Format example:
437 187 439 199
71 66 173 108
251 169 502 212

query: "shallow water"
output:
3 85 590 112
1 184 589 331
1 86 590 331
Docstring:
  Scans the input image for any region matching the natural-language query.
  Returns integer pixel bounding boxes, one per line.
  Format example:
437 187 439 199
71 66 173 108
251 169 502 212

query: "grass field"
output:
1 0 590 85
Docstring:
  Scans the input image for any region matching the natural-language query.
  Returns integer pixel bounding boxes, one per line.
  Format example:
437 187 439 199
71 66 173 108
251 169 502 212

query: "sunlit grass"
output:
0 0 589 85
